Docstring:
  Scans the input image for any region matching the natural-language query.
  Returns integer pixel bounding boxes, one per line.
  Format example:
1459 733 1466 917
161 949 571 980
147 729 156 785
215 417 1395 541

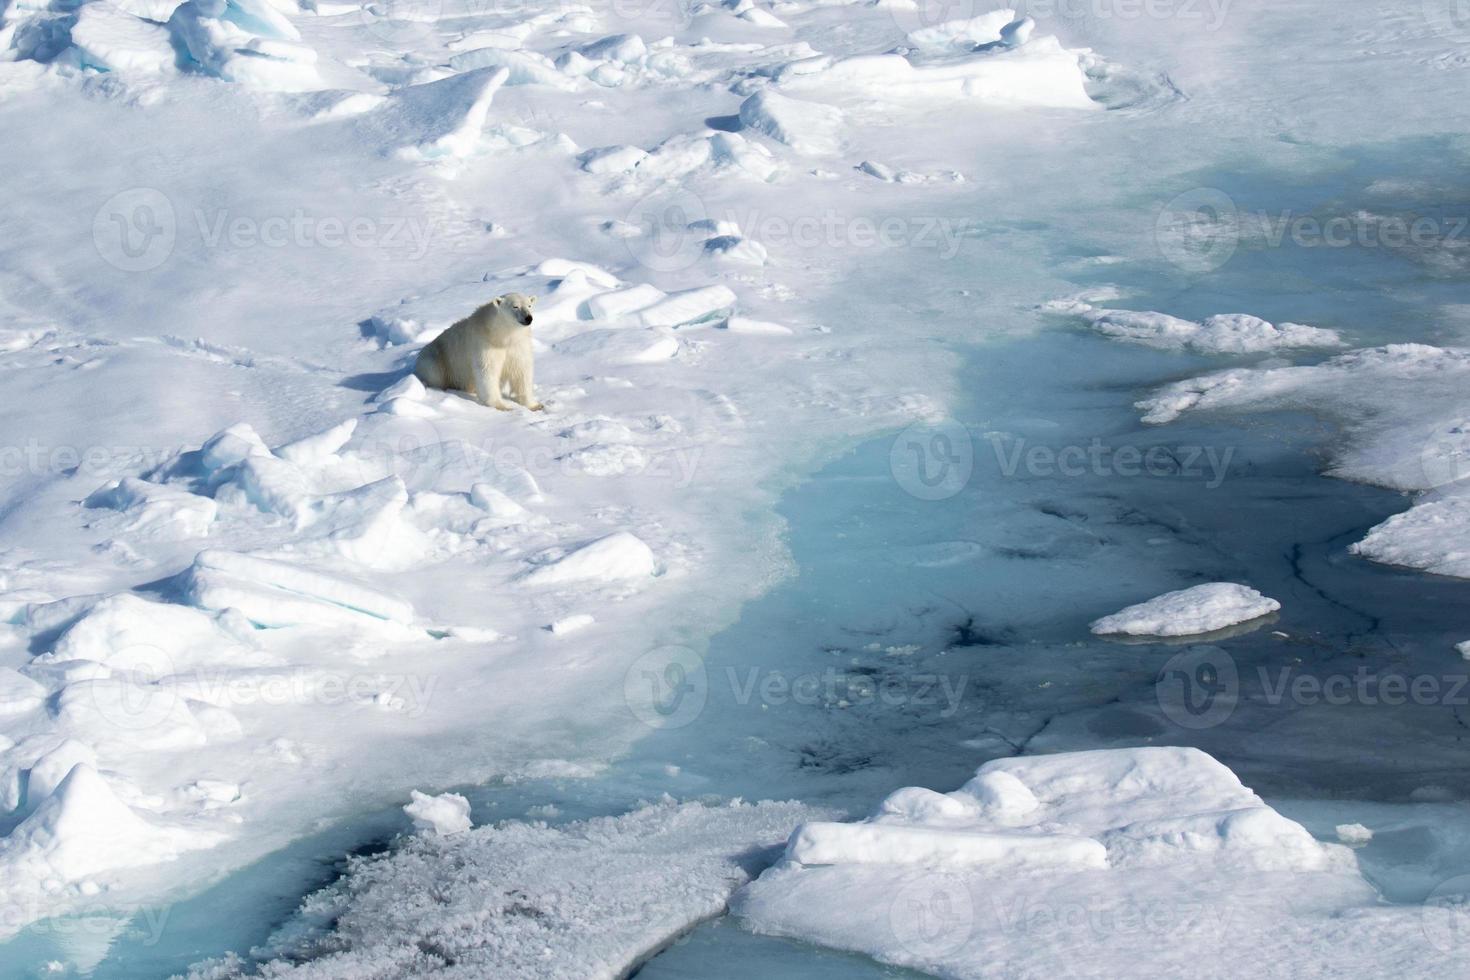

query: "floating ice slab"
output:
1089 582 1280 637
733 748 1387 979
404 790 472 836
1063 304 1343 354
185 799 829 979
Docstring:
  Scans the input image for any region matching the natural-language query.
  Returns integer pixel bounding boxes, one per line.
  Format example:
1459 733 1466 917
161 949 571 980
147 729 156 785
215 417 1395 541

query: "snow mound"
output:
356 67 510 160
735 748 1364 978
0 668 46 718
1089 582 1280 637
184 799 828 980
738 89 844 156
403 790 471 836
85 477 218 538
0 764 216 883
1064 305 1343 354
636 285 736 327
520 532 657 586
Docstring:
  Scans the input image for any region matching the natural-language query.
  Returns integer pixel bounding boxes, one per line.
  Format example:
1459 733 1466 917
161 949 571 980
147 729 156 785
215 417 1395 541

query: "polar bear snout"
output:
521 312 533 325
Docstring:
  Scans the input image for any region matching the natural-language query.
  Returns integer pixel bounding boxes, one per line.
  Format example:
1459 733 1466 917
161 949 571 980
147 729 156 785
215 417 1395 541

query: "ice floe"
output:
1089 582 1280 637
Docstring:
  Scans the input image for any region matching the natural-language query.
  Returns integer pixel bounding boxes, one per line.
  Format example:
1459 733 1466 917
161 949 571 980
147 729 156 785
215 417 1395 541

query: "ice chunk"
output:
1090 583 1280 637
404 790 472 835
578 33 646 64
578 144 647 174
738 89 844 156
53 679 209 753
520 532 656 586
535 257 619 288
1072 305 1343 354
43 593 255 670
84 477 217 537
273 419 357 467
0 667 45 718
358 67 510 160
636 285 736 327
907 9 1015 50
68 3 177 74
1336 823 1373 844
183 550 415 627
446 48 576 89
786 821 1106 871
735 748 1357 977
724 316 792 336
584 283 666 321
547 613 594 635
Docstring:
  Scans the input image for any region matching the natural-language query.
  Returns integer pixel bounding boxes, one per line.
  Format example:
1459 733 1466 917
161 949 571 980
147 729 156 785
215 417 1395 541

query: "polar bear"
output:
413 293 542 411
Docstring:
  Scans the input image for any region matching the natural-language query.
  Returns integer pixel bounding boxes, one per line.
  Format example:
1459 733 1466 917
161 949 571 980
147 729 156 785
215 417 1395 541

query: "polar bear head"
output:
492 292 537 326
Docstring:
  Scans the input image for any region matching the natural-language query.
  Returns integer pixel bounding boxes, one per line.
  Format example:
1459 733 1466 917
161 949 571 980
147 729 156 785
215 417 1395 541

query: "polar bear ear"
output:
526 295 537 308
490 296 503 308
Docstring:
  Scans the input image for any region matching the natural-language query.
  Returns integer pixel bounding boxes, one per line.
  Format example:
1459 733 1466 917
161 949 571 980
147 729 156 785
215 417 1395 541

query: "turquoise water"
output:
8 139 1470 976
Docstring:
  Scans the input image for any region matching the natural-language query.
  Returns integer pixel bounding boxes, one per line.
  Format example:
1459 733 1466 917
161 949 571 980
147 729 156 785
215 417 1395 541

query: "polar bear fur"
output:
413 293 542 411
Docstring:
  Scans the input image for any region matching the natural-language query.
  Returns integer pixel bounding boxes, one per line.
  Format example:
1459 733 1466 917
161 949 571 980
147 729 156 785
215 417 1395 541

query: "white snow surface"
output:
733 747 1454 978
185 798 829 979
1089 582 1280 637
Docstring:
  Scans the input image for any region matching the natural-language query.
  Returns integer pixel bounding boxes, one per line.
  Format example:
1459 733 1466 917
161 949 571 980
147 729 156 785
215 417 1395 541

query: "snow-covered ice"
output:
734 748 1450 978
186 799 828 979
1090 582 1280 637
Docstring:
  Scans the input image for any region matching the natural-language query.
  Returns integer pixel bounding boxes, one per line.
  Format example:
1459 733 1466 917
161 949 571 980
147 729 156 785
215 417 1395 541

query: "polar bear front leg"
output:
474 349 513 411
507 355 543 411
